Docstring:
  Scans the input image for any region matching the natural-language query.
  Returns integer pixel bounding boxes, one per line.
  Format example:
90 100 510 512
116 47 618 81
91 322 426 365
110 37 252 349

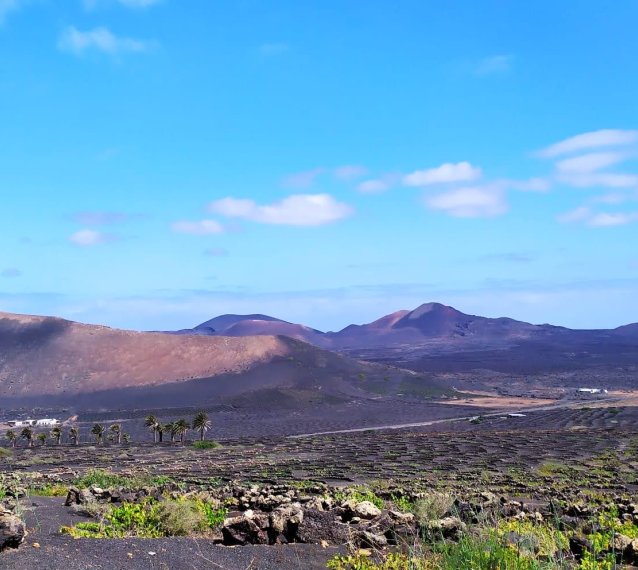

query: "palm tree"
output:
156 423 165 443
91 423 105 445
36 432 47 446
50 426 62 445
69 426 79 445
192 411 211 441
20 427 33 448
144 415 159 443
175 419 190 444
109 424 122 444
5 430 17 448
165 422 177 443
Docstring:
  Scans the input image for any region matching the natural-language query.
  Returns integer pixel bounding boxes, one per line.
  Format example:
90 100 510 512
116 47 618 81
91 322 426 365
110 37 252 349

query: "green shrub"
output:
157 500 206 536
73 469 170 489
334 486 384 510
391 494 415 513
413 493 454 525
30 484 68 497
192 440 221 450
60 497 227 538
327 553 428 570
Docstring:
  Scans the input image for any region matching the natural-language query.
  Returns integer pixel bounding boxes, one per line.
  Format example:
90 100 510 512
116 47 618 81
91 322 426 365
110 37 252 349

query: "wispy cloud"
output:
357 179 391 194
58 26 155 56
555 151 631 174
403 162 482 186
171 220 225 235
538 129 638 158
72 211 138 225
84 0 162 9
69 229 119 246
208 194 353 227
506 177 551 192
558 172 638 189
0 0 25 24
1 267 21 278
557 205 638 227
479 252 534 264
281 168 324 189
333 165 367 181
259 42 289 56
204 247 228 257
425 184 508 218
475 54 514 76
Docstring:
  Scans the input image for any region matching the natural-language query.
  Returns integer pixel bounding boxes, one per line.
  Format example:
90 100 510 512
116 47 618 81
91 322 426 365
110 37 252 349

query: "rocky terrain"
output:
1 403 638 568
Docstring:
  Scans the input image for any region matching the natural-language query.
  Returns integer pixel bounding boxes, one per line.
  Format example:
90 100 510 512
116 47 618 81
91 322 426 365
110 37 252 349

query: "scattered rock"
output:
354 501 382 520
0 510 26 551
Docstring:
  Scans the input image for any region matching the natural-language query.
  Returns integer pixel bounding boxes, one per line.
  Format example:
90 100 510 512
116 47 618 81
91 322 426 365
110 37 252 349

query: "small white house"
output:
7 418 59 428
577 388 608 394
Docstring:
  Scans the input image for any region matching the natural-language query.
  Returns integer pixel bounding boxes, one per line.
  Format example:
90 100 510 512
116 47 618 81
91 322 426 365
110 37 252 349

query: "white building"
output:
7 418 59 428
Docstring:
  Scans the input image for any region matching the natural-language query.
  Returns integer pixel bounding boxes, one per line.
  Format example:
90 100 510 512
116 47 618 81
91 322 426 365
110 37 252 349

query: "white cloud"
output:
171 220 224 235
475 54 513 76
69 229 117 246
538 129 638 158
58 26 154 56
425 185 507 218
557 206 638 227
555 151 631 174
403 162 482 186
281 168 324 189
333 165 367 181
208 194 353 227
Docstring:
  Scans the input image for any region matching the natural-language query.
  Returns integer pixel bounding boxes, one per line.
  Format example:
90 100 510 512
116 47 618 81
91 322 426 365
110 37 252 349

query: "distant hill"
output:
0 311 445 409
177 302 587 349
174 303 638 380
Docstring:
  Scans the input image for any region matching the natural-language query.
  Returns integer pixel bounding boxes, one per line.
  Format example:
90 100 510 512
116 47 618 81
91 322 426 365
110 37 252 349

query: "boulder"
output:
296 509 351 545
358 530 388 549
268 503 304 543
569 535 592 558
64 486 81 506
222 514 268 545
423 516 466 540
354 501 382 520
612 533 632 558
0 511 26 551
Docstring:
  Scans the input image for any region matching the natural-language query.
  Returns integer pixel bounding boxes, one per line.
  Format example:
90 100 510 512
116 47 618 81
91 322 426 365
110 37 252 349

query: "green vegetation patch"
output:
60 497 227 538
73 469 171 489
192 440 222 450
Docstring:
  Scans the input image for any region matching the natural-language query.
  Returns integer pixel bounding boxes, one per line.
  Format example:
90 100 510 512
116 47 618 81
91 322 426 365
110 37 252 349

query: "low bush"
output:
192 440 221 450
60 497 227 538
73 469 171 489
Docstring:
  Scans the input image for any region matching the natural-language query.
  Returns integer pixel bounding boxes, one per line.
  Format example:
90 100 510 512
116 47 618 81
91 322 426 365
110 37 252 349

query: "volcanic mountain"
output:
176 303 638 381
178 303 568 349
0 311 441 409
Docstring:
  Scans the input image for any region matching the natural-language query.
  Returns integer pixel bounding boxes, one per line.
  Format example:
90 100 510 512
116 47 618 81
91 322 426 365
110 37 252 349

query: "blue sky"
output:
1 0 637 331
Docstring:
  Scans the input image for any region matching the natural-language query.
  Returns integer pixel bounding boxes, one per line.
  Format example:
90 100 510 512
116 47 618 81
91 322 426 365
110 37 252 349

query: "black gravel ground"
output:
5 498 343 570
